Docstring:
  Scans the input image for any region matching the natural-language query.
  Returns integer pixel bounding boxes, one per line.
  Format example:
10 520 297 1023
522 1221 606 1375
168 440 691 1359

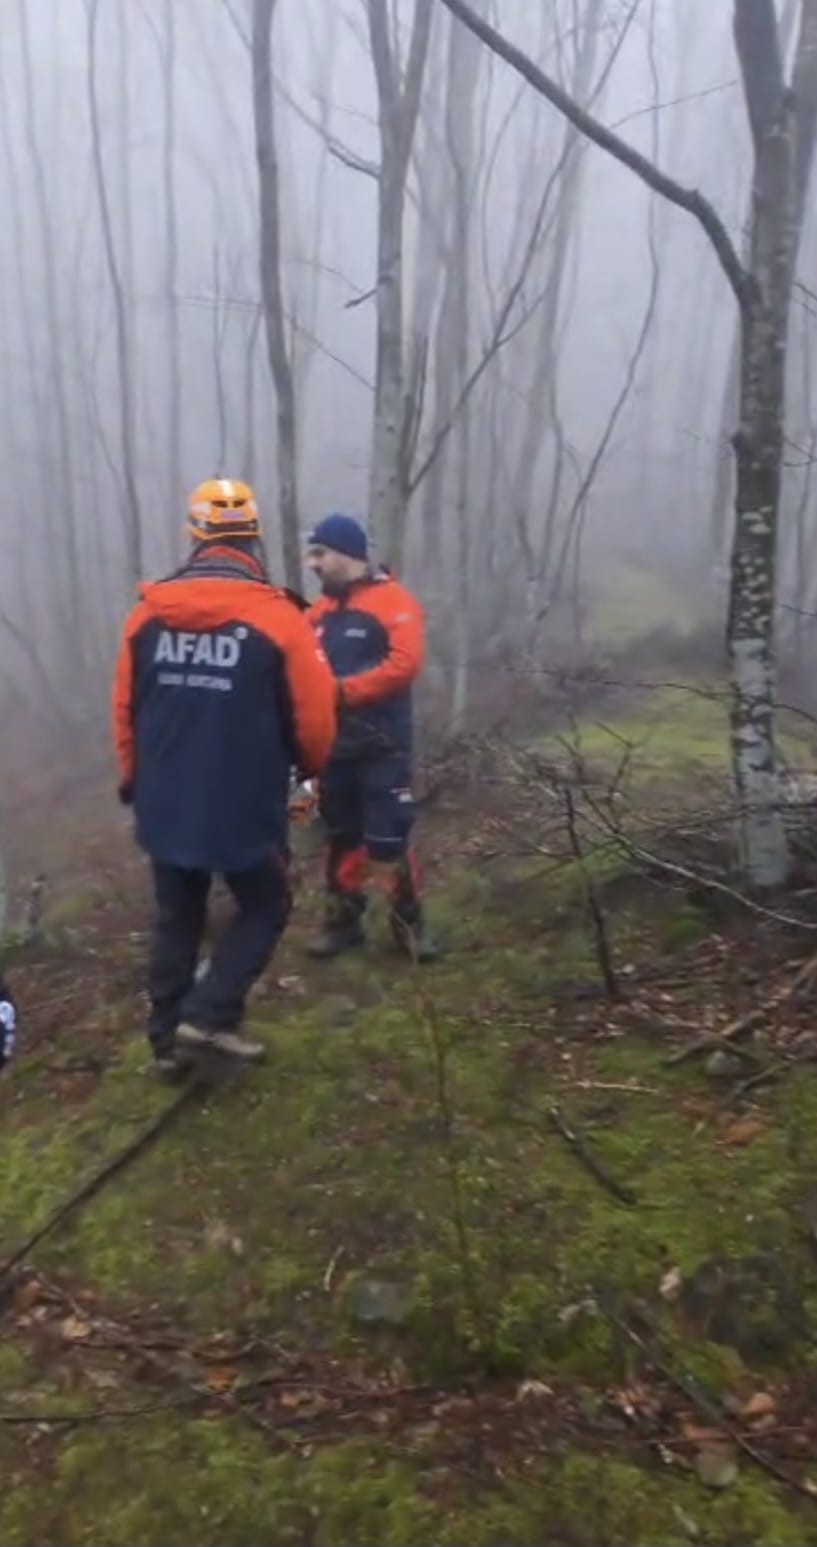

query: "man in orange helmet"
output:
113 479 337 1078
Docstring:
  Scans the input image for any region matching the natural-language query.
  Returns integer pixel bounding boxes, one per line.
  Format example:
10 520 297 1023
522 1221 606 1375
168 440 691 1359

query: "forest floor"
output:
3 684 817 1545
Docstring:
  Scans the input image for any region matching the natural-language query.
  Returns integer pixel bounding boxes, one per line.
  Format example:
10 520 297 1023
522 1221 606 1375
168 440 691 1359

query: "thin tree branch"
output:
275 77 380 178
0 1086 202 1288
435 0 752 307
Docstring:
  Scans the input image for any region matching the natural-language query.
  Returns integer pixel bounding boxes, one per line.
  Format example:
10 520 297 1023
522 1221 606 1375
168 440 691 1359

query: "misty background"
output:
0 0 813 789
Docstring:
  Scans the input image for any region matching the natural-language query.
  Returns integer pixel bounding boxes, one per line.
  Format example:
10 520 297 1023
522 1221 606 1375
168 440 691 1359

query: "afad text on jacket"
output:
113 550 337 872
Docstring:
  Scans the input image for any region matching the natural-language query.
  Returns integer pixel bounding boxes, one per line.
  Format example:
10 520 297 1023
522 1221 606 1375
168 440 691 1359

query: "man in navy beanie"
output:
306 513 436 961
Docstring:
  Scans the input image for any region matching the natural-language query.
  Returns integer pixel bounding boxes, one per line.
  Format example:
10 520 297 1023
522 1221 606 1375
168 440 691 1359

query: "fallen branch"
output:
0 1394 198 1426
563 786 620 999
614 1312 817 1502
517 1100 637 1207
0 1083 203 1290
583 800 817 933
547 1104 637 1207
667 947 817 1065
572 1080 659 1095
323 1246 345 1294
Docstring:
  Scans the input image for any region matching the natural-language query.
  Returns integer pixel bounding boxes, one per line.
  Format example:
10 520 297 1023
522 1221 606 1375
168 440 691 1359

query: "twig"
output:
420 992 489 1351
563 786 619 999
344 286 377 310
614 1313 817 1501
572 1080 659 1095
323 1246 345 1294
724 1063 786 1103
0 1083 203 1289
518 1100 637 1207
0 1394 199 1426
547 1103 637 1206
667 948 817 1065
581 791 817 933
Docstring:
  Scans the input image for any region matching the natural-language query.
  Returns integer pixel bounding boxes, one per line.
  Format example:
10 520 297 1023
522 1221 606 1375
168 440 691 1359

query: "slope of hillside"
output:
3 694 817 1546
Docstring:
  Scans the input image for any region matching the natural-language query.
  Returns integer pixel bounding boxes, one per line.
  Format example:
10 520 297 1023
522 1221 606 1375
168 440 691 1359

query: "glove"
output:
290 778 318 824
0 980 17 1070
118 781 134 807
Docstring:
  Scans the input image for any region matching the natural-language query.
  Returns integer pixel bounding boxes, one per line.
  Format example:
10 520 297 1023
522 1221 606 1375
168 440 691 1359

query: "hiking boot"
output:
176 1023 266 1063
307 893 366 960
151 1047 195 1084
390 907 439 964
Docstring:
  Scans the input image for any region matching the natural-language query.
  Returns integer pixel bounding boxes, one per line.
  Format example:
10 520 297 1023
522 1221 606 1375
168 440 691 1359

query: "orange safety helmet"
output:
187 478 260 544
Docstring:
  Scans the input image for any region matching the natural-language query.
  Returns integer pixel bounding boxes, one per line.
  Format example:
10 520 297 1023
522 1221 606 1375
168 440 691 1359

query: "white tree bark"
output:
728 0 817 886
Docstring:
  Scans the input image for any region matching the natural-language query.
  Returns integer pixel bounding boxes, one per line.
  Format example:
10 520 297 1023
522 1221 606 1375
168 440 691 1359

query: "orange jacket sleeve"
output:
340 590 425 709
112 602 150 784
280 607 337 775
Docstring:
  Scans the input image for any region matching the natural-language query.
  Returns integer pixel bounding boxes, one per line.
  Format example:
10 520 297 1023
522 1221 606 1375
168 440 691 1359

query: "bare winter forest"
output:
1 0 816 844
8 3 817 1543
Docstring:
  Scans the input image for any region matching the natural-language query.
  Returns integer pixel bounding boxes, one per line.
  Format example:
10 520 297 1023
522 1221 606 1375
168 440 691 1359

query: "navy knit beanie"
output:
308 513 368 561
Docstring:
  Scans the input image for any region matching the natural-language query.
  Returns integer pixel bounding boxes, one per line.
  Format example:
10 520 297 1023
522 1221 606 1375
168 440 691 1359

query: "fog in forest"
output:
0 0 813 804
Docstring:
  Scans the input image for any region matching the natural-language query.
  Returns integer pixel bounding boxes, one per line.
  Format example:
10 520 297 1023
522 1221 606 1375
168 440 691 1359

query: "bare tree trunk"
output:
728 0 817 886
410 27 451 573
791 313 817 672
242 309 264 486
162 0 183 557
443 1 483 733
252 0 301 590
16 0 83 630
87 0 143 586
211 247 229 472
710 0 800 567
512 0 603 625
437 0 817 888
367 0 433 565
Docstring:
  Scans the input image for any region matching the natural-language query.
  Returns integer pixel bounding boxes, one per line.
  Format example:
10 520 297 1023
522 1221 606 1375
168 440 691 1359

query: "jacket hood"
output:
140 576 274 630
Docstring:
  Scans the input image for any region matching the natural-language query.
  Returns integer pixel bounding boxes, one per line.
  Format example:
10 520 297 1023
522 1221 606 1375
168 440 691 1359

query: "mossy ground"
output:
2 690 817 1544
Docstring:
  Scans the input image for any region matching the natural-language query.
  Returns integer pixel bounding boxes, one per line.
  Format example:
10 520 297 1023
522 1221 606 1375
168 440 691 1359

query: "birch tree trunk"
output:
252 0 301 591
728 0 817 887
709 0 800 569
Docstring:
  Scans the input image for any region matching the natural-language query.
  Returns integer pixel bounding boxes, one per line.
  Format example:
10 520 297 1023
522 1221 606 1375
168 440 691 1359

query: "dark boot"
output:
151 1047 195 1084
307 892 366 959
390 902 439 963
387 855 438 963
176 1023 266 1063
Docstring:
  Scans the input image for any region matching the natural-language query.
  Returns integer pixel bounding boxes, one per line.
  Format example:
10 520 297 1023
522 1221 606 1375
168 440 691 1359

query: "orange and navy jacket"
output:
113 548 337 871
308 570 424 761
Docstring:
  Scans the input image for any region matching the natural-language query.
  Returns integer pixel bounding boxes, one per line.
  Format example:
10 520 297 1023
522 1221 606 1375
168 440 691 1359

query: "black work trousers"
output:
147 855 291 1054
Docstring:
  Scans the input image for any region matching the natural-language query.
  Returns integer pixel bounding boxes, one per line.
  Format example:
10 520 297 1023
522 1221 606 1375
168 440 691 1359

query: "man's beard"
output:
321 574 348 598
